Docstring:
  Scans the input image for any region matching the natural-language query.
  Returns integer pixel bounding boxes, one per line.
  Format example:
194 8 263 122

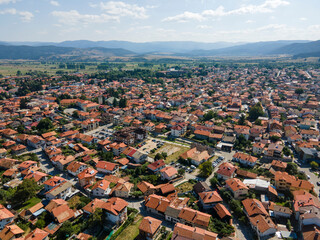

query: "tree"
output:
283 146 291 156
72 110 79 119
270 135 281 142
178 168 185 176
20 98 28 109
295 88 304 94
286 162 298 176
119 97 127 108
154 153 162 161
198 161 213 178
210 176 219 187
311 161 319 170
254 119 262 126
36 118 53 132
248 102 264 121
238 114 246 125
13 179 39 203
56 221 74 240
203 110 215 121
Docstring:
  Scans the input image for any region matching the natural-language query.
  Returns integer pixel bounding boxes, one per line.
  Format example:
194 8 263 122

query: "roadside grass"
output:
115 214 143 240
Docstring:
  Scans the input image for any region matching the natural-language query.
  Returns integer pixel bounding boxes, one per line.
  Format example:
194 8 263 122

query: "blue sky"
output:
0 0 319 42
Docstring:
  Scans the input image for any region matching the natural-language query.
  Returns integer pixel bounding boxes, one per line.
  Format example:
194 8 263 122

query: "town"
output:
0 60 319 240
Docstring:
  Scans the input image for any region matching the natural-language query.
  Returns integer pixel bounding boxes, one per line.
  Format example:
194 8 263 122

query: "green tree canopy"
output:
248 102 264 121
199 161 213 178
37 118 54 132
13 179 39 203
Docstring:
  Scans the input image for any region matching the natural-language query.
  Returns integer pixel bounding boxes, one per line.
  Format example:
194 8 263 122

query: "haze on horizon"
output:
0 0 319 43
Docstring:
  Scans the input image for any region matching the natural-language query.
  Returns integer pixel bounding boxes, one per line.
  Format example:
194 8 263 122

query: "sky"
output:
0 0 319 43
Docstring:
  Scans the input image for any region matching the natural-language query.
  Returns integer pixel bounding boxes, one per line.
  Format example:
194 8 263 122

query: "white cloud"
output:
197 25 212 29
246 20 254 23
50 1 60 7
52 10 119 25
19 11 34 22
0 8 34 22
163 0 290 22
0 0 16 4
163 11 205 22
99 1 148 19
299 17 307 21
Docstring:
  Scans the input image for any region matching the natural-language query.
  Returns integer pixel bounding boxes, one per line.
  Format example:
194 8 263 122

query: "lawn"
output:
149 143 189 164
115 214 143 240
176 181 194 193
17 197 41 211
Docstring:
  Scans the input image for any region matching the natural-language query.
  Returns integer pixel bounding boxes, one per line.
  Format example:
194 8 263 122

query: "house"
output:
301 129 320 140
78 168 97 188
178 208 211 229
213 203 232 221
103 197 128 225
91 180 111 197
45 146 62 159
0 204 14 229
216 162 236 180
271 160 287 171
43 176 66 192
252 142 265 155
274 171 314 192
27 135 45 149
242 198 268 217
96 161 119 175
193 181 211 195
265 143 283 158
67 161 87 176
147 160 166 173
179 147 210 166
249 214 277 239
111 182 134 198
271 204 292 219
10 144 27 155
45 199 74 223
18 160 37 171
145 194 170 216
172 223 218 240
45 181 73 200
19 202 44 222
198 191 223 210
145 122 155 132
171 124 186 137
137 181 157 196
82 198 106 215
233 152 258 167
55 155 75 171
164 197 189 224
160 166 178 181
24 171 48 185
138 216 162 240
225 178 249 200
24 228 49 240
0 224 24 240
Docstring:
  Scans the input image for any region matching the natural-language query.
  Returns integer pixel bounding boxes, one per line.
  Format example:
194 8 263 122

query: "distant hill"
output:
2 40 244 54
183 40 310 56
271 40 320 55
0 39 320 59
0 45 135 60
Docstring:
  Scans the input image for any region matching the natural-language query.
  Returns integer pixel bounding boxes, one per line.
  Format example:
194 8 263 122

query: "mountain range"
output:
0 39 319 60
